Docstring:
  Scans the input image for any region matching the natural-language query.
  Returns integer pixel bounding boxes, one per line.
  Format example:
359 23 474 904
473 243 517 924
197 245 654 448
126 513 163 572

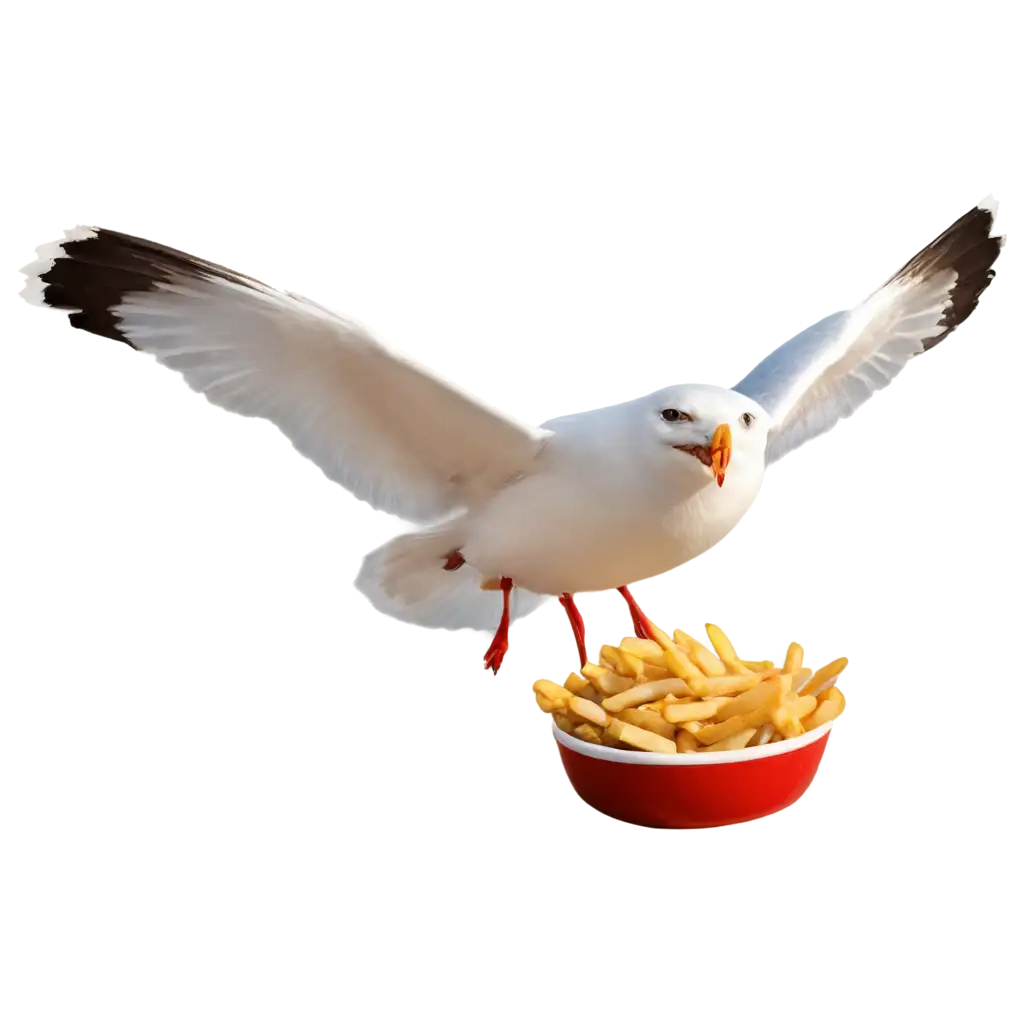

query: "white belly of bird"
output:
462 467 762 596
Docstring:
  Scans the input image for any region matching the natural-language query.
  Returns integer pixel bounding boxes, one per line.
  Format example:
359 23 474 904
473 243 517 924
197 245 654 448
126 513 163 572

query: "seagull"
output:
20 200 1003 672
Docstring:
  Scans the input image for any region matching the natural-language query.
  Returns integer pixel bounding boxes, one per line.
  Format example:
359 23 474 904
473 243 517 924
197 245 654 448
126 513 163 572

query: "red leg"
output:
559 593 588 668
617 585 657 641
483 577 514 674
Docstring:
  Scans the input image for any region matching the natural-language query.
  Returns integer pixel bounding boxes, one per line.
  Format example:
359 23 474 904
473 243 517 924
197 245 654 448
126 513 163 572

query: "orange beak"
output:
710 423 732 487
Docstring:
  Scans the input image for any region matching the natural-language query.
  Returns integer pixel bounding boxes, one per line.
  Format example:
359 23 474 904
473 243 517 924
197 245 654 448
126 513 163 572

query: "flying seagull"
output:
20 200 1003 672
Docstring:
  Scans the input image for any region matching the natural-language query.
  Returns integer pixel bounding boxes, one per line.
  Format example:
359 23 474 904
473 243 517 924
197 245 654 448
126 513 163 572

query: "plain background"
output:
2 2 1021 1021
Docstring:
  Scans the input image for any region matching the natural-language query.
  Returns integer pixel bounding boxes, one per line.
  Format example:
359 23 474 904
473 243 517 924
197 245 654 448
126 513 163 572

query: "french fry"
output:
563 672 589 694
698 700 780 745
675 729 699 753
569 695 610 727
573 723 603 744
663 698 729 724
802 687 846 731
662 643 704 681
576 683 602 703
641 663 671 681
674 630 728 676
798 657 849 697
552 711 575 734
602 678 694 713
693 682 782 745
605 717 676 755
702 671 774 697
752 723 776 745
532 679 573 712
772 694 817 738
617 708 676 741
619 650 647 680
714 680 781 721
778 643 802 675
591 671 638 697
702 728 758 752
619 638 667 664
742 660 774 671
599 645 628 675
705 623 753 674
694 715 755 745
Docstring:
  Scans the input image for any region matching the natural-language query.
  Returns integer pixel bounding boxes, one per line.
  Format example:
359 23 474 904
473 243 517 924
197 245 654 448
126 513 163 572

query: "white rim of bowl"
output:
552 719 833 765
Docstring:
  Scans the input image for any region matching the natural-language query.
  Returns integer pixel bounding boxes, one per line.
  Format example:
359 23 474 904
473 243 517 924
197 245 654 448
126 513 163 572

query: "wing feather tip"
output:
19 226 99 308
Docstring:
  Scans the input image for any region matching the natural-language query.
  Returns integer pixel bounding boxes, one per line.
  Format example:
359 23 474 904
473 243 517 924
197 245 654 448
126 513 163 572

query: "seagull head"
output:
643 384 770 487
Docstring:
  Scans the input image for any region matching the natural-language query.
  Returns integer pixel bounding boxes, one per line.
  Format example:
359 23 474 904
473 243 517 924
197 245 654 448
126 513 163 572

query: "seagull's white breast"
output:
461 441 764 595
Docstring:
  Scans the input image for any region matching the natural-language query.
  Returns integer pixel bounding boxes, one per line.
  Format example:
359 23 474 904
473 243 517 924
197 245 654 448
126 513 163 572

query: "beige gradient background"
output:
2 8 1024 1024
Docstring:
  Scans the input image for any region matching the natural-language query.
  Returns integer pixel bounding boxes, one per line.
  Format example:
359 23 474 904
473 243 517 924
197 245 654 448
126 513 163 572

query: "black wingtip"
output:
21 227 269 349
887 198 1004 351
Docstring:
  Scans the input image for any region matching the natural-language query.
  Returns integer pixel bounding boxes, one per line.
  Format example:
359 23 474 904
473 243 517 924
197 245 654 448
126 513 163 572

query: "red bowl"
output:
554 720 833 829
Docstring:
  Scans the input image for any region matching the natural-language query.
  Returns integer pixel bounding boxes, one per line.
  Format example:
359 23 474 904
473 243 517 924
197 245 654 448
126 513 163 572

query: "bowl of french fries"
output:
533 620 847 829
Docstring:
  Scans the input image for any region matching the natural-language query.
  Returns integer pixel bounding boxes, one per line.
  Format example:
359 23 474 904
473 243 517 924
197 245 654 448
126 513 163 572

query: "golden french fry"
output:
563 672 589 693
619 650 646 679
600 729 629 748
705 623 753 674
674 630 728 676
617 708 676 741
696 688 782 745
590 671 637 697
679 720 704 735
641 663 671 681
695 715 754 745
675 729 699 753
742 660 774 671
605 717 676 754
772 694 817 738
793 667 812 690
798 657 849 696
574 683 601 703
702 671 774 697
702 728 758 752
714 680 781 721
752 723 776 746
802 687 846 731
662 643 702 679
778 643 802 675
569 695 610 727
619 638 666 663
580 662 605 683
536 679 577 704
599 645 627 675
573 723 603 745
552 712 575 734
601 678 694 713
663 698 729 724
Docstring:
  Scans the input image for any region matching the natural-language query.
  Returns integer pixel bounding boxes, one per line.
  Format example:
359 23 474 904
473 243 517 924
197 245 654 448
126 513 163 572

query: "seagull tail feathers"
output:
355 524 549 632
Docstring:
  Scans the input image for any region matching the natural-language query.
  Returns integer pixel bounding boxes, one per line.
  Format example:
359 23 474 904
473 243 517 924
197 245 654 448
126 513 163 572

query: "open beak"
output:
710 423 731 487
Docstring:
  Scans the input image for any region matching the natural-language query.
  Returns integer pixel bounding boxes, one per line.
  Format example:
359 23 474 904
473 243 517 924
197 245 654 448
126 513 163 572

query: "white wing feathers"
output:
735 200 1003 464
21 228 550 523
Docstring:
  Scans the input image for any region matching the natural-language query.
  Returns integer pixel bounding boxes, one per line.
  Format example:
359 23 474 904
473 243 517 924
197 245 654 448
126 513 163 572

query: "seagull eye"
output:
661 409 692 423
741 412 755 428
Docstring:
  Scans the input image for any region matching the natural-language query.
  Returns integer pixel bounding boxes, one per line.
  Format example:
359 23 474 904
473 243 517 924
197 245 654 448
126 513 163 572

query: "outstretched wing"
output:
734 200 1003 465
21 228 550 523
